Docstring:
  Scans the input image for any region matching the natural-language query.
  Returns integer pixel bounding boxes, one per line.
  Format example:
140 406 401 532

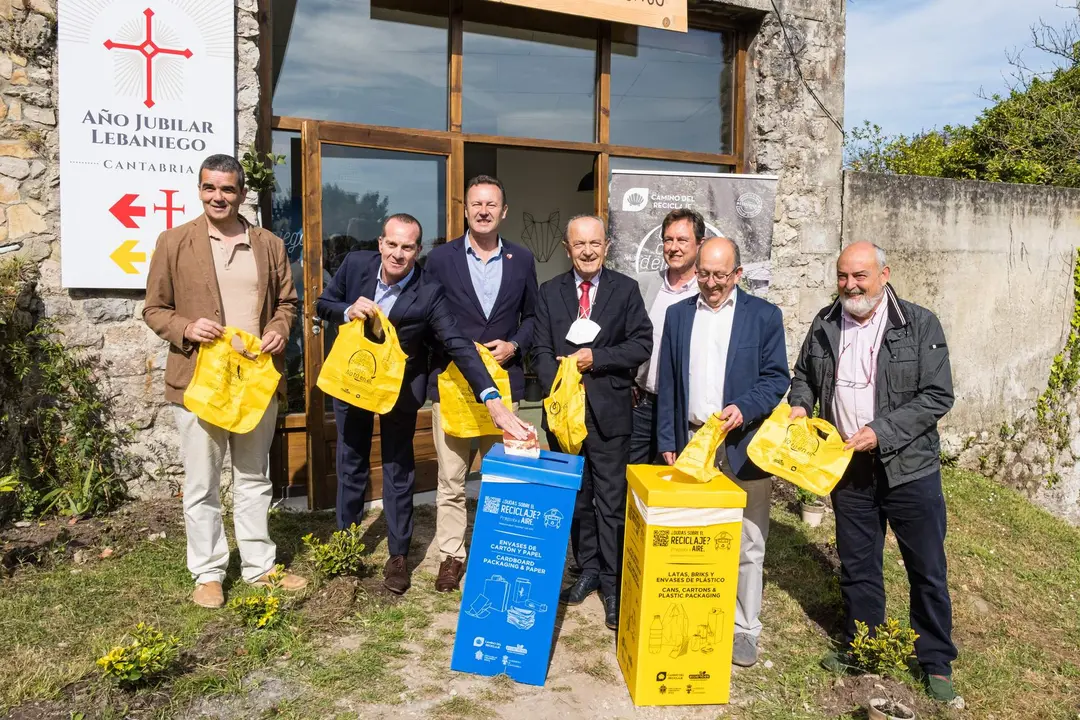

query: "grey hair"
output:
702 235 741 268
874 244 887 269
564 214 607 240
198 154 245 189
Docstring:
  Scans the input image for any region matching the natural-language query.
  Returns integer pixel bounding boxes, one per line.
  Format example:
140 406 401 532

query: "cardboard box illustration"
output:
450 444 584 686
617 465 746 706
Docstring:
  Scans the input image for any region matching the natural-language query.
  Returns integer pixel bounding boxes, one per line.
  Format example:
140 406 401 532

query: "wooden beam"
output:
596 24 611 145
450 137 465 238
318 123 454 155
449 0 463 133
300 120 329 510
272 115 303 131
595 152 609 221
733 30 749 173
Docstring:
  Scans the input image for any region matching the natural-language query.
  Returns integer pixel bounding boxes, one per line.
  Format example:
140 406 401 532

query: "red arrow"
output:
109 193 146 229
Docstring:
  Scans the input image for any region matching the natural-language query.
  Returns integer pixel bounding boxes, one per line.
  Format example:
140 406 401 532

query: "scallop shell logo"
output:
622 188 649 212
345 350 377 383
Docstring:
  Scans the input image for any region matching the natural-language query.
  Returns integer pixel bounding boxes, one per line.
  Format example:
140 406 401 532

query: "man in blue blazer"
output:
423 176 539 594
656 236 790 667
317 213 528 595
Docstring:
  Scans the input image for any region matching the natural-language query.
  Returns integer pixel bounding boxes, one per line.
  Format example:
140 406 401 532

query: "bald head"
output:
697 236 743 309
837 241 890 320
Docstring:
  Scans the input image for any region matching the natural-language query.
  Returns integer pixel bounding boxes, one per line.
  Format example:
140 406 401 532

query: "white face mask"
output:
566 317 601 345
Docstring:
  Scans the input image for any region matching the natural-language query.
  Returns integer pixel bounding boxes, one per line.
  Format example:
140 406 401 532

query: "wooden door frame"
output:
299 120 455 509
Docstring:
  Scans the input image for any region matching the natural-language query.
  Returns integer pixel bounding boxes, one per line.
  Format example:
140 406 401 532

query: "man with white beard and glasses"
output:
788 241 961 706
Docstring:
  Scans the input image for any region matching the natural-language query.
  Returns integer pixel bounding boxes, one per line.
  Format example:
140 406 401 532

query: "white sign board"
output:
58 0 235 289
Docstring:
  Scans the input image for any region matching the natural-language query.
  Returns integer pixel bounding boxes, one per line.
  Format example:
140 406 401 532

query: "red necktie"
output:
578 280 592 318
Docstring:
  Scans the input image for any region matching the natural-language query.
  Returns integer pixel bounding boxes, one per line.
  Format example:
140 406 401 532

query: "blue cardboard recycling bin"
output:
451 444 584 686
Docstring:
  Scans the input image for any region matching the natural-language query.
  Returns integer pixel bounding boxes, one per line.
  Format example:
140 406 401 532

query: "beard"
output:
841 287 883 318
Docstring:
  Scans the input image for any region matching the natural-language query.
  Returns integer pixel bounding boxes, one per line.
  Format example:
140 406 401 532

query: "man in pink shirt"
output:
789 242 959 706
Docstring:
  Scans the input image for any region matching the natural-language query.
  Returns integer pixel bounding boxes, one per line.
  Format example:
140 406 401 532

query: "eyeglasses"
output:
697 268 740 282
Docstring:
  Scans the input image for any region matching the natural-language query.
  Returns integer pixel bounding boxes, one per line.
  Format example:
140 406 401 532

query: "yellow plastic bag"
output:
544 356 587 455
674 413 728 482
437 343 513 438
746 403 854 496
317 308 407 414
182 327 281 434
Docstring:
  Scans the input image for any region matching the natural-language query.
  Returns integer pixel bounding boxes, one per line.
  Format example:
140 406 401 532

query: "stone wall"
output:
842 171 1080 522
741 0 847 362
0 0 262 494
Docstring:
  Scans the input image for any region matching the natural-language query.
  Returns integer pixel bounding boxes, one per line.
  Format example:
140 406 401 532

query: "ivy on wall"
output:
1034 248 1080 486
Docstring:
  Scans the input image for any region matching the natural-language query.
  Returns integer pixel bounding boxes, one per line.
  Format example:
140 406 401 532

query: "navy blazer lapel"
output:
452 237 486 318
724 288 748 391
387 264 422 327
678 298 694 393
361 254 381 301
560 272 579 321
590 270 615 321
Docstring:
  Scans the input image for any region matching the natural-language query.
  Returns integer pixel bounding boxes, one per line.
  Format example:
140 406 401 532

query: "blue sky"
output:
845 0 1077 137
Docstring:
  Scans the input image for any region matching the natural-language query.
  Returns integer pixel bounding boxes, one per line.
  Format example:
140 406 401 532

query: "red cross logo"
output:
104 8 193 109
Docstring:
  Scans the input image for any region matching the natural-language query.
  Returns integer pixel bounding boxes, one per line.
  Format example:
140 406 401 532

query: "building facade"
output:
0 0 845 506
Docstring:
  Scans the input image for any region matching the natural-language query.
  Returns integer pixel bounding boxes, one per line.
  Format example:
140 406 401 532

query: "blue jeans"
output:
831 453 957 676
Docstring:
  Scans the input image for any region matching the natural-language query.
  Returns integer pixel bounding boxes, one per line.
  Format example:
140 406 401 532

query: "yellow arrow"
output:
111 240 146 274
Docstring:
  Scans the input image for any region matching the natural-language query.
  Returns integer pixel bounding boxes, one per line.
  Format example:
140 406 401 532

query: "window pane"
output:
318 146 446 410
463 19 596 142
272 0 448 129
610 27 733 154
269 131 306 414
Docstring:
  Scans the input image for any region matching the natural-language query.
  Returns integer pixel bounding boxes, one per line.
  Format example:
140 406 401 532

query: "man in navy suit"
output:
423 176 539 593
656 236 790 667
317 213 528 595
532 215 652 631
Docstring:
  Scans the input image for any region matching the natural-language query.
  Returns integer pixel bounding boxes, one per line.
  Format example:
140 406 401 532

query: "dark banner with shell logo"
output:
608 170 778 295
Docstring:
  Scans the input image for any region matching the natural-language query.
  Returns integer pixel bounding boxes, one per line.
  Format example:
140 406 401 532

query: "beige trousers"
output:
431 401 518 561
173 397 279 585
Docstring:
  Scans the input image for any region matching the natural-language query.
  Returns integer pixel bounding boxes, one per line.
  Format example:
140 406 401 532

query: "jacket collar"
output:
823 283 907 329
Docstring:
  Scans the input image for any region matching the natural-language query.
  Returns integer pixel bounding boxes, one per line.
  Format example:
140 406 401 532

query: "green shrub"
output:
0 259 138 524
796 487 821 505
228 567 286 629
303 525 367 578
97 623 181 687
850 618 919 675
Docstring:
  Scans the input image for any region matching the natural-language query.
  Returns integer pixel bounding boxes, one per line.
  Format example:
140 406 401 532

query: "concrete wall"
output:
842 171 1080 521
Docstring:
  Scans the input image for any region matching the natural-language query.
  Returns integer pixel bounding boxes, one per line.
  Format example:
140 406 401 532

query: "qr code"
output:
483 495 501 515
652 529 670 547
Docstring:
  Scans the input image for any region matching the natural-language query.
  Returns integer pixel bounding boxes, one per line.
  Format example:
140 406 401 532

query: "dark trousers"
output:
629 391 659 465
549 409 629 598
333 398 418 557
831 453 957 676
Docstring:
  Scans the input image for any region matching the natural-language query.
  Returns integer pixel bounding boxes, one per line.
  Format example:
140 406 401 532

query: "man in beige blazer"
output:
144 154 306 608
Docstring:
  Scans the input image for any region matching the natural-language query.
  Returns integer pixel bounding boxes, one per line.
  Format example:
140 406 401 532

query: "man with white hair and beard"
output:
788 241 960 706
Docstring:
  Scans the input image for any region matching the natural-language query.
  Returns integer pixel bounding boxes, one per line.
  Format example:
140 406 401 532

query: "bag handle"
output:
807 417 842 442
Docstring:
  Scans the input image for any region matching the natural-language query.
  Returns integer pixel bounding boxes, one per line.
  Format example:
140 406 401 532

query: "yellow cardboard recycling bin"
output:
617 465 746 706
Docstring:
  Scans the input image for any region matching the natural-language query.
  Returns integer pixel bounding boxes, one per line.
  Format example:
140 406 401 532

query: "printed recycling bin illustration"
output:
617 465 746 706
451 444 584 686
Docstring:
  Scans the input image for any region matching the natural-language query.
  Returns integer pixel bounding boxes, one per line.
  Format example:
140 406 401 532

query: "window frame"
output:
261 0 750 234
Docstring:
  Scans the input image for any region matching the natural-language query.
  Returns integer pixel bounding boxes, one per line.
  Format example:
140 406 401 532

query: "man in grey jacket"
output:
788 241 959 705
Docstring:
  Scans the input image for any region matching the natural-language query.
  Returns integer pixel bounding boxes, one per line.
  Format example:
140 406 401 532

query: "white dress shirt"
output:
639 269 698 394
832 301 888 440
688 290 737 426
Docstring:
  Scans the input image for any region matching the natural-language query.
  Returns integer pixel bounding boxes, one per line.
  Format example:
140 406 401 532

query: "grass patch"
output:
559 622 612 655
429 696 496 719
576 657 616 684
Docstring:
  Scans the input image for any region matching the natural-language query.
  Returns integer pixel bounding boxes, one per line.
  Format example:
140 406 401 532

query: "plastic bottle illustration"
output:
648 615 663 654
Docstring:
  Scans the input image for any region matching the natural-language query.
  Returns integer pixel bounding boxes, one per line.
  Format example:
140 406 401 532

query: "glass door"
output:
298 120 453 509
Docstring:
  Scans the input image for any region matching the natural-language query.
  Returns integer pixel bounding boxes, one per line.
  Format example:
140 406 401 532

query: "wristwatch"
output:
509 341 520 356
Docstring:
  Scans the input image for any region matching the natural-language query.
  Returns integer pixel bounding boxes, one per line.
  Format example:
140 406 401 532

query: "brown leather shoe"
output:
193 581 225 608
253 570 308 591
383 555 411 595
435 557 465 593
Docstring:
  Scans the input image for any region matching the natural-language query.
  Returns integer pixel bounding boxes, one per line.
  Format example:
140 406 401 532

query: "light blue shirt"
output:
465 232 505 319
343 265 416 323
